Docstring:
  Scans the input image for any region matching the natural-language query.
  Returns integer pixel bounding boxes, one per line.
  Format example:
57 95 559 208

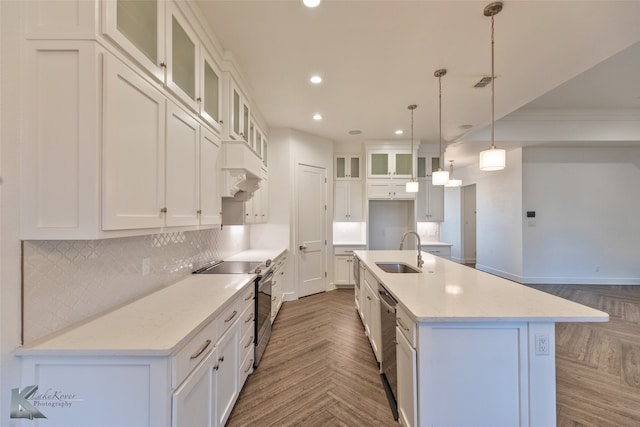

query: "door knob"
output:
299 245 307 251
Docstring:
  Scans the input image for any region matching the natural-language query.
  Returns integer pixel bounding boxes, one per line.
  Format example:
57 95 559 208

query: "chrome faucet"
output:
400 231 423 269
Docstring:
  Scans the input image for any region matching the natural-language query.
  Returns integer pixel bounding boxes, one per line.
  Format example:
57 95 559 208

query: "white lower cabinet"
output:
213 324 240 427
396 307 418 427
271 252 288 323
363 268 382 363
19 286 254 427
172 349 216 427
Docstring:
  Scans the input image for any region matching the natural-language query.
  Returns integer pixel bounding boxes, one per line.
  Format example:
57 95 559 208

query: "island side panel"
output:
528 322 556 427
417 321 550 427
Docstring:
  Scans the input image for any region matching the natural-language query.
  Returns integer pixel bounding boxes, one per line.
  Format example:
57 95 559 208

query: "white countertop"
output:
16 274 254 356
355 250 608 323
225 248 286 263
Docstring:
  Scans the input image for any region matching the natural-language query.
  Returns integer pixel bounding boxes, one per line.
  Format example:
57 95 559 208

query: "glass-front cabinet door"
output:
166 6 199 111
394 153 412 177
229 80 250 142
200 52 222 133
367 150 412 178
417 154 441 178
102 0 165 82
335 155 361 180
369 152 389 177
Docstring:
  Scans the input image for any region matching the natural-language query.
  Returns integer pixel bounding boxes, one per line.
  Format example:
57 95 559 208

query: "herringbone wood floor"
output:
227 289 396 427
530 285 640 427
229 286 640 427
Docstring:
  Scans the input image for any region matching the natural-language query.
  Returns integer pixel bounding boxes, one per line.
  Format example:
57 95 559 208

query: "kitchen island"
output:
354 250 608 427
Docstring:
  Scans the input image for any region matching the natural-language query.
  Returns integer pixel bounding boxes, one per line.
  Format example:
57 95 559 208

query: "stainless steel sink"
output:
376 262 421 273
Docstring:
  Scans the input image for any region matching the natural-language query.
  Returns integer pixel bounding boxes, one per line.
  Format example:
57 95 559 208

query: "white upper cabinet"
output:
103 54 167 231
335 155 361 180
228 78 251 143
200 128 222 226
417 154 441 178
165 4 199 111
166 102 200 227
368 149 413 179
102 0 166 82
200 52 222 132
416 180 444 222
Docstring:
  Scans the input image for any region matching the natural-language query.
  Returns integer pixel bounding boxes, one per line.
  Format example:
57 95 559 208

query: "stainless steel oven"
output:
193 260 273 368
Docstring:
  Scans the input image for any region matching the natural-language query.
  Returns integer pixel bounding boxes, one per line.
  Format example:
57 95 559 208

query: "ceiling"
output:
195 1 640 166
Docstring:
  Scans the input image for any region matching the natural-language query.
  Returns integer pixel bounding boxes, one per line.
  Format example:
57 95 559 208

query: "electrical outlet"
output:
535 334 550 356
142 258 150 276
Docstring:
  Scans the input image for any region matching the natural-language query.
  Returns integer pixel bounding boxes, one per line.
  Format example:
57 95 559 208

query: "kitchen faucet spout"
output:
400 231 423 269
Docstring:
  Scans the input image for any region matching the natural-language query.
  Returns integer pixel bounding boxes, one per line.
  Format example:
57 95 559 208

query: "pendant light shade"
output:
479 1 506 172
432 68 449 185
432 170 450 186
445 160 462 187
479 146 506 171
406 104 419 193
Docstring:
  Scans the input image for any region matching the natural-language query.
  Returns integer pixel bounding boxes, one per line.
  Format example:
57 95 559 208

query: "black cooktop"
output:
193 261 264 275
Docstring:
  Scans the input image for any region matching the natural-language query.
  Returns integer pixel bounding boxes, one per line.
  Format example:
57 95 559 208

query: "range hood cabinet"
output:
221 140 263 200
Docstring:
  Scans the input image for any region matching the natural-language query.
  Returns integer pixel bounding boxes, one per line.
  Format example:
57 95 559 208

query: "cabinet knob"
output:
219 120 224 124
159 62 166 68
196 97 202 102
160 207 167 213
219 355 225 363
196 210 202 214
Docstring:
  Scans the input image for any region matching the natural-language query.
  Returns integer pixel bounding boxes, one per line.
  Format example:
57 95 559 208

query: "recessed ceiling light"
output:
348 130 362 135
310 75 322 84
395 130 404 135
313 113 323 120
303 0 321 7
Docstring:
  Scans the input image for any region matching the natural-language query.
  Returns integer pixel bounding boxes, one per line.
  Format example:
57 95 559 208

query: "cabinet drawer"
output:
240 323 254 364
240 304 255 339
422 245 451 257
240 285 255 314
396 304 416 347
217 299 240 338
172 319 217 388
239 343 254 387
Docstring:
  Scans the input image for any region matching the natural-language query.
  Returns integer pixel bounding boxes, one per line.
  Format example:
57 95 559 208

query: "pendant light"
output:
445 160 462 187
479 1 506 171
406 104 419 193
432 69 449 185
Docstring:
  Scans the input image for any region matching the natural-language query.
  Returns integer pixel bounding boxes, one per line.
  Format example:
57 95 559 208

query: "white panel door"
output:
200 127 222 225
166 101 200 227
297 164 327 298
102 55 166 230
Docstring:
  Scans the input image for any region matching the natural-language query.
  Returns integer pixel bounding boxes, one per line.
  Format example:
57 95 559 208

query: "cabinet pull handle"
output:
196 97 202 102
159 62 166 68
245 337 254 348
245 313 254 323
397 319 411 332
225 310 238 323
272 296 276 302
160 207 167 213
190 339 211 359
244 360 254 373
219 355 224 363
244 294 253 301
196 210 202 214
213 363 219 371
367 295 372 301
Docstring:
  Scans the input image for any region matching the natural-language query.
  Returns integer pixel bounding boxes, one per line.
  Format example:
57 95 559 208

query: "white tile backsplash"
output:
417 222 441 243
23 227 249 343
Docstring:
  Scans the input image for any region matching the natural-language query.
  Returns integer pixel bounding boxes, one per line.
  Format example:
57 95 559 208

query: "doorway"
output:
462 184 477 265
296 163 327 298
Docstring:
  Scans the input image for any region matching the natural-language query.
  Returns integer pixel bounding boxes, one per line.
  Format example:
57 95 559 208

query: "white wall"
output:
442 187 463 262
457 148 524 281
1 1 23 423
522 146 640 284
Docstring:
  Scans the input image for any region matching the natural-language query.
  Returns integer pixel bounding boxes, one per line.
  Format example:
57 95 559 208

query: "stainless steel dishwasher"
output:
379 284 398 420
